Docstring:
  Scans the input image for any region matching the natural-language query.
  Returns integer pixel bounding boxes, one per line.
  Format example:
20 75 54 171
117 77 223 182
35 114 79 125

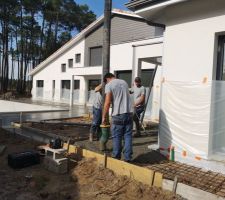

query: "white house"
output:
126 0 225 172
29 9 164 122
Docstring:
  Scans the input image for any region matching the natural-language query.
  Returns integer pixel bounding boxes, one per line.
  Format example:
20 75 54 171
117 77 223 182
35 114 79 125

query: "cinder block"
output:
43 156 68 174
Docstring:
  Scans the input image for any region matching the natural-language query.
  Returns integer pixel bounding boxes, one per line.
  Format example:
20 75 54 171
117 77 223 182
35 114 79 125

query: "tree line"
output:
0 0 96 94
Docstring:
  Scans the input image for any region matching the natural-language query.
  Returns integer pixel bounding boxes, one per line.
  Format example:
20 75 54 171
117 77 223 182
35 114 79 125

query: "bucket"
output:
99 124 110 151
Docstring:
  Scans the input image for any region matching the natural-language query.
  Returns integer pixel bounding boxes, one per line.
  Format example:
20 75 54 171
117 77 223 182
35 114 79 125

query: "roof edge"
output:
29 9 141 76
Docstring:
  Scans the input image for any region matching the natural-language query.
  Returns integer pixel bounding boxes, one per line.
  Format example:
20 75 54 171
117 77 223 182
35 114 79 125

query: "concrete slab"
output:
0 100 68 114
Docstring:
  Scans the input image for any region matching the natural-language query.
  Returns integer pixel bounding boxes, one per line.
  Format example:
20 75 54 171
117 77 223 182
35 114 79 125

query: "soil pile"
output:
72 158 186 200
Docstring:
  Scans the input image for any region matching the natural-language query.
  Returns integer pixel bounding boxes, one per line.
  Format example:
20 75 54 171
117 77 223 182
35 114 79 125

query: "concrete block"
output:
43 156 68 174
176 183 225 200
162 179 174 191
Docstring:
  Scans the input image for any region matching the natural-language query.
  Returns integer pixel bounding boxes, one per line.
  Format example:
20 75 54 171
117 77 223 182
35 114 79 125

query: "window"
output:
68 59 73 68
88 79 101 91
75 54 81 63
61 64 66 72
89 46 102 66
141 69 154 87
61 80 70 89
216 35 225 80
116 70 132 88
37 80 44 87
74 80 80 89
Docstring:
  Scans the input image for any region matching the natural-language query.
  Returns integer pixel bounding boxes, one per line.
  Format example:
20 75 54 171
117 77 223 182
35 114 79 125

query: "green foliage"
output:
0 0 96 94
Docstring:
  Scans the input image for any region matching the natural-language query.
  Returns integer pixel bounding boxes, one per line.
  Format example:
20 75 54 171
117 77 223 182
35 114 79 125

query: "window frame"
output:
89 46 103 66
36 80 44 88
68 59 73 68
216 35 225 80
74 80 80 90
75 53 81 64
116 70 132 88
61 63 66 72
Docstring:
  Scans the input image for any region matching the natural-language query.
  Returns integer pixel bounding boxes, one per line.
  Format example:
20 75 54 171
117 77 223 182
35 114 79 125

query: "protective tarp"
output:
145 87 160 122
159 81 211 159
159 80 225 163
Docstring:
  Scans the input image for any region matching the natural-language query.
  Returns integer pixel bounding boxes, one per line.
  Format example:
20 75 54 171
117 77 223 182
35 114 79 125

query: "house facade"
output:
30 9 164 122
126 0 225 172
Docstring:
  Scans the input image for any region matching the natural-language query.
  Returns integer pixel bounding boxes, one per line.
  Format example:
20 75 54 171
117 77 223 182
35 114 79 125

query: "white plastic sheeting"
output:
145 87 160 121
159 80 225 167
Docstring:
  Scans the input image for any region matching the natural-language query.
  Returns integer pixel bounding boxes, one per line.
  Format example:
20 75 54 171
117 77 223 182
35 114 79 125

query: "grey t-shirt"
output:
133 86 146 106
93 92 102 109
105 79 132 116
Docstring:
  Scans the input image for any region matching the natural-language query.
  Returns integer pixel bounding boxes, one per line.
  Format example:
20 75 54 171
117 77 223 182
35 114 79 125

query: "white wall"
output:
32 34 162 112
163 0 225 82
158 0 225 161
110 37 163 73
32 39 85 102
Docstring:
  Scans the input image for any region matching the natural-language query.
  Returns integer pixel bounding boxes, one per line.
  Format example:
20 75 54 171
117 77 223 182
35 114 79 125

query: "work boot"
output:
89 133 93 142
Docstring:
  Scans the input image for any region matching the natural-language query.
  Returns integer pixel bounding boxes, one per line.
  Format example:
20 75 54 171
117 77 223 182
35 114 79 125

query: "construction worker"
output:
102 73 133 162
89 84 102 142
132 77 146 137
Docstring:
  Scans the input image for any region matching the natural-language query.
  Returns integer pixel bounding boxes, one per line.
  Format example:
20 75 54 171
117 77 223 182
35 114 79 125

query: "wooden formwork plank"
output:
82 149 104 164
107 157 155 186
153 172 163 188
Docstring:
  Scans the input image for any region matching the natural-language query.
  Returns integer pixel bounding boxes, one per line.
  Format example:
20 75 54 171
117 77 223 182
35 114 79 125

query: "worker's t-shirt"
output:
93 92 102 110
133 86 146 107
105 79 133 116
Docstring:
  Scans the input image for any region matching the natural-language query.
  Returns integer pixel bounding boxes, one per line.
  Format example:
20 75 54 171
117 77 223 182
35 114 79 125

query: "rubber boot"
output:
99 124 110 151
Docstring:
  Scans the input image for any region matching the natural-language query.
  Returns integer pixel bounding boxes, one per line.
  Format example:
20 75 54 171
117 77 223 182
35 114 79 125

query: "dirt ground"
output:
24 122 90 141
0 128 185 200
72 158 185 200
23 121 161 162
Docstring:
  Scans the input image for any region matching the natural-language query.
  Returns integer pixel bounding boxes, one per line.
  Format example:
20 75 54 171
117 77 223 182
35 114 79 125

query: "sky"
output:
75 0 129 17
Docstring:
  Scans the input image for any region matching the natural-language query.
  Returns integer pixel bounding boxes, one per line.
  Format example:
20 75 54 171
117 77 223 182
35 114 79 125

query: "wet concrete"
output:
0 100 90 127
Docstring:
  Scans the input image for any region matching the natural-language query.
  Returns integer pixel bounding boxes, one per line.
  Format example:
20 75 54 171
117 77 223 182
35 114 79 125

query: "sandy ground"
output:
72 158 185 200
0 128 185 200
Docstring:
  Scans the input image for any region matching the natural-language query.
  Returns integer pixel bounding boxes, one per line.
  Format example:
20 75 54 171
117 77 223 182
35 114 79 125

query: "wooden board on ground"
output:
107 157 155 186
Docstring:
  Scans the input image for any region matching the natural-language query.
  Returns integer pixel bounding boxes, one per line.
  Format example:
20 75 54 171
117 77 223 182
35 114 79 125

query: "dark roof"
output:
126 0 169 11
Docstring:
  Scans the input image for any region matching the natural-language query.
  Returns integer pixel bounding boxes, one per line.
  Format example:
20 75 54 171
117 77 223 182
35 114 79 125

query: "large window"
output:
141 69 154 87
61 64 66 72
37 80 44 87
75 53 81 63
61 80 70 89
217 35 225 80
68 59 73 68
88 79 101 91
116 70 132 87
89 46 102 66
74 80 80 89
